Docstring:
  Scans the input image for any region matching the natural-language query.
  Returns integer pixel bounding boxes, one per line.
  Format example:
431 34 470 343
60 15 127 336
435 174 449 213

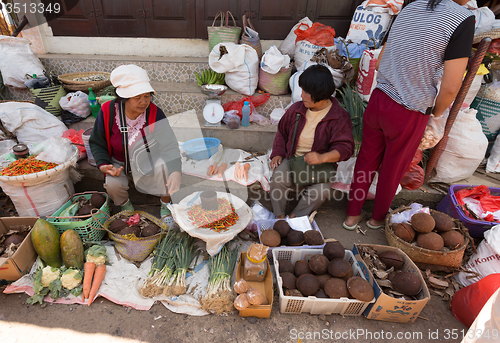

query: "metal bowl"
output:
201 84 227 97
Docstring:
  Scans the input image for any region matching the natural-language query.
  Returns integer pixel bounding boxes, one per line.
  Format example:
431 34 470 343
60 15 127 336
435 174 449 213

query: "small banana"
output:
195 72 202 86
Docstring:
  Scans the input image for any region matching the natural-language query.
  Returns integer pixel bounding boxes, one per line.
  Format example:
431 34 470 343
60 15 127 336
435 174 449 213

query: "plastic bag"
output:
249 106 272 126
233 293 250 310
400 149 424 190
222 110 240 129
365 0 404 15
234 279 251 294
33 137 74 165
62 129 86 160
294 22 336 46
59 91 91 117
419 113 447 150
487 133 500 172
222 93 270 119
451 273 500 328
279 17 313 58
472 7 496 34
246 288 268 305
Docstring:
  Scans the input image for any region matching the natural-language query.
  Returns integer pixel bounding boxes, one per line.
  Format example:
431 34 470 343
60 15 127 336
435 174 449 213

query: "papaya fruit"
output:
60 229 84 270
31 219 62 268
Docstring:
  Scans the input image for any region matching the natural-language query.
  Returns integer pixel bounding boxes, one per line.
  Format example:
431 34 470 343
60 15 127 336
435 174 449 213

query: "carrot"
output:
217 163 227 178
243 163 250 182
82 262 96 301
207 165 213 176
88 264 106 306
234 162 240 180
211 162 218 176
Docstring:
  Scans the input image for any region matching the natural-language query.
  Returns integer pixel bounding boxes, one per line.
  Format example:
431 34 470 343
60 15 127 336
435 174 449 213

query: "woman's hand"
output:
99 164 123 176
270 156 283 170
166 171 181 194
304 152 323 165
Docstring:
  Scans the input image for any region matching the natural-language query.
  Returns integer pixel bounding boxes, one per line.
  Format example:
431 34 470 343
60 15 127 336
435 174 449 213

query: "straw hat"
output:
473 27 500 44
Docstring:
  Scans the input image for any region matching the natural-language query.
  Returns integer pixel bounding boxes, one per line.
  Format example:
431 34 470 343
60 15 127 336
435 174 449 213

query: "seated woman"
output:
269 64 354 219
89 64 182 228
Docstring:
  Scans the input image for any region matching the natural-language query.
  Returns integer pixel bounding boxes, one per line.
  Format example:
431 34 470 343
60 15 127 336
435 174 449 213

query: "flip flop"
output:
342 218 361 231
366 220 385 230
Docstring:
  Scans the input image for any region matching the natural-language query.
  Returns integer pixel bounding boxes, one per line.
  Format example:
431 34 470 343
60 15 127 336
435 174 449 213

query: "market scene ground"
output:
1 167 498 343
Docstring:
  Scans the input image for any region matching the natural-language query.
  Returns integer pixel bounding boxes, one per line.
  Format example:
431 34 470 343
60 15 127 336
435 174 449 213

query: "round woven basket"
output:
473 27 500 44
385 206 470 268
58 71 111 93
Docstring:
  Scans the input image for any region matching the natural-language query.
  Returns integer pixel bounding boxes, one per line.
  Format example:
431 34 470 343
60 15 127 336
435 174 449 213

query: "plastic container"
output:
436 184 500 238
82 128 96 166
241 101 250 127
242 251 268 282
181 137 220 160
88 87 101 118
273 248 375 315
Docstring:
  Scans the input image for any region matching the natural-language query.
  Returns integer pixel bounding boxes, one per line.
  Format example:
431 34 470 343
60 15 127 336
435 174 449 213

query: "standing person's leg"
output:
270 158 294 218
371 102 429 223
104 158 133 210
344 89 387 228
291 182 332 217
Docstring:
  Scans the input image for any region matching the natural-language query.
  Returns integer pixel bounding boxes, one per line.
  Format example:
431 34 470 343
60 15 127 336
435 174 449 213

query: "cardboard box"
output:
0 217 38 282
352 244 431 323
235 252 273 318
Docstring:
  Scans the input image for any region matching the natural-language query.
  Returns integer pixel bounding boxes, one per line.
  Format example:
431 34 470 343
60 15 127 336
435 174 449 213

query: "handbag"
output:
118 102 159 176
240 14 262 59
288 113 336 187
207 11 241 52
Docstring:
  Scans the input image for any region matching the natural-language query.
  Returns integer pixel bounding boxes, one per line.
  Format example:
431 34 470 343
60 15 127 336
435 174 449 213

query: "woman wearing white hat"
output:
89 64 181 228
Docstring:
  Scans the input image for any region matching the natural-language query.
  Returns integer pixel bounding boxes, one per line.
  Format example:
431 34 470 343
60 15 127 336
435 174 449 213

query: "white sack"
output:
0 102 68 145
432 108 488 183
355 47 382 102
293 40 336 71
260 45 291 74
209 43 259 96
455 225 500 287
278 17 313 58
487 133 500 172
346 0 392 49
472 7 496 34
0 36 45 88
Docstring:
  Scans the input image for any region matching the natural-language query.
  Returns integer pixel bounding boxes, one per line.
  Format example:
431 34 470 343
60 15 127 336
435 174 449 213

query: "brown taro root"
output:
141 223 160 237
109 219 127 233
440 230 465 249
393 223 416 243
392 271 422 296
324 278 349 299
417 232 444 251
280 272 297 290
323 241 345 260
308 254 329 275
90 193 106 209
431 212 455 232
4 234 24 246
119 225 141 237
378 251 404 270
411 212 435 233
303 230 324 246
287 230 305 246
314 289 329 298
328 258 353 281
316 273 332 289
77 204 95 216
273 220 291 238
278 259 295 274
347 276 375 302
260 229 281 247
294 260 312 277
296 274 320 296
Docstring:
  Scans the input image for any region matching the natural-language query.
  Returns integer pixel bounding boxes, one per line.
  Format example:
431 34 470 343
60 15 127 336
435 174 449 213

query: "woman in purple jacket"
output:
270 64 355 219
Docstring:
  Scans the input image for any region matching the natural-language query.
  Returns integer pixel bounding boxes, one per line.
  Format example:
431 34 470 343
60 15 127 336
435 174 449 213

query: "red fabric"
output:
454 185 500 221
346 89 429 221
400 149 424 190
451 273 500 328
294 22 336 46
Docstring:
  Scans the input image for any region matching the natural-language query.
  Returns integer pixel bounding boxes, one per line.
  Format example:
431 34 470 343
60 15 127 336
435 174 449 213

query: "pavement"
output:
1 162 499 343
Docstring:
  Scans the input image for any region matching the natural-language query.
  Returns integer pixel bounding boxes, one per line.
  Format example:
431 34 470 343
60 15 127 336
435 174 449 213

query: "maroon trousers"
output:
346 89 430 221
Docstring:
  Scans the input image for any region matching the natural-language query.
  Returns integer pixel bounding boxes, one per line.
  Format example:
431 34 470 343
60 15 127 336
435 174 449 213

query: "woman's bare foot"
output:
288 213 296 219
366 218 385 230
276 214 286 219
344 214 363 227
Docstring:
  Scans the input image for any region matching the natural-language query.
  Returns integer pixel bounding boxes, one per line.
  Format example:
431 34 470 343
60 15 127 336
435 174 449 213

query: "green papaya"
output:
60 229 84 270
31 219 62 268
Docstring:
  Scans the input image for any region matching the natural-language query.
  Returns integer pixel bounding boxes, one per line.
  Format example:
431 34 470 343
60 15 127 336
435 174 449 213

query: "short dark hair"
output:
298 64 335 103
427 0 442 10
113 90 154 104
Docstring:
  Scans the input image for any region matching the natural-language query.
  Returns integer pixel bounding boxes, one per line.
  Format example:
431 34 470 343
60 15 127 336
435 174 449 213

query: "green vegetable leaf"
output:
86 245 108 262
48 279 62 301
32 269 44 294
70 285 83 297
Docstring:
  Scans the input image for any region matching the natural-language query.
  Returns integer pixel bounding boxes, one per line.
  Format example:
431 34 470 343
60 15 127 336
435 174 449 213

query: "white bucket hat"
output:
110 64 155 98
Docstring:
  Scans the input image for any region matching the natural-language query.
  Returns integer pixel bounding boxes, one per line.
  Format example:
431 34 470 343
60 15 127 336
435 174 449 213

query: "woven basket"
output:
46 191 110 244
0 100 34 104
473 27 500 44
102 210 168 262
58 71 111 93
258 64 292 95
385 206 470 268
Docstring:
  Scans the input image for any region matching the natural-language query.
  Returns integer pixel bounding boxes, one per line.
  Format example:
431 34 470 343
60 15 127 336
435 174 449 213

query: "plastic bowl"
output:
182 137 220 160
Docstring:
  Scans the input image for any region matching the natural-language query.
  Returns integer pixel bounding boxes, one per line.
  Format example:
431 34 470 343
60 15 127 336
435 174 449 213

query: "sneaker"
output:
161 201 178 230
120 199 134 212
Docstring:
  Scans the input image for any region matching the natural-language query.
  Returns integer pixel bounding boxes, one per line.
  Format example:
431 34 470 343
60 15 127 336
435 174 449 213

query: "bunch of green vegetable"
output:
163 232 199 297
201 244 239 315
139 230 177 298
338 84 367 144
27 257 83 305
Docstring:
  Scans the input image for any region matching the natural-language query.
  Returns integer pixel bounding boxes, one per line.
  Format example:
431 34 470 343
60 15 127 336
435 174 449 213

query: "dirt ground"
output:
0 186 469 343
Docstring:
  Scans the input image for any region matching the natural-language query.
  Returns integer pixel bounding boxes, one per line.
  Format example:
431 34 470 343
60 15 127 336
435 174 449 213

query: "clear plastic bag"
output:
246 288 268 305
222 110 240 129
234 293 250 310
59 91 91 117
234 279 251 294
